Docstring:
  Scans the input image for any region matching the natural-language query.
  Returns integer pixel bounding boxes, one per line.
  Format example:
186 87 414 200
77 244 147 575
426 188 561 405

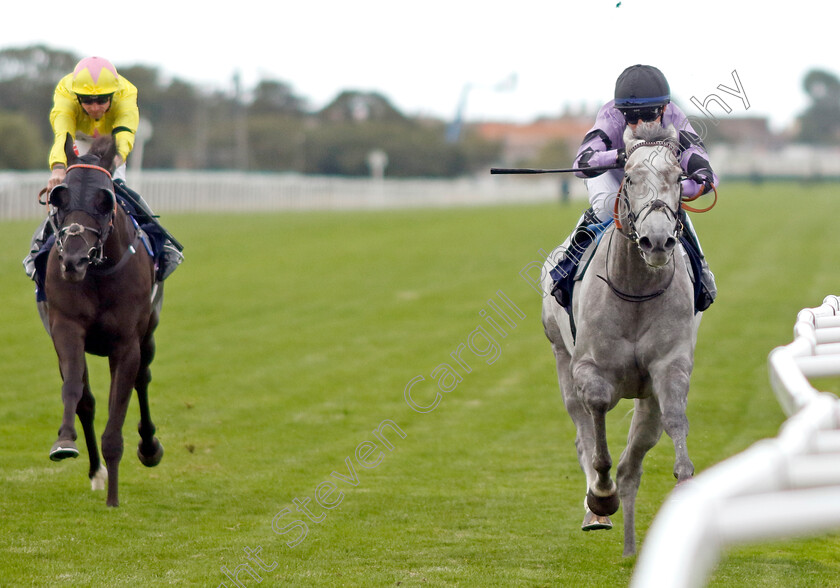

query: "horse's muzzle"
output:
637 234 677 268
60 255 90 281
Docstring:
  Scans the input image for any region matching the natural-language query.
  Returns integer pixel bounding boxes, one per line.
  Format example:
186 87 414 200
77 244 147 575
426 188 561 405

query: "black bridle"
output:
48 164 116 268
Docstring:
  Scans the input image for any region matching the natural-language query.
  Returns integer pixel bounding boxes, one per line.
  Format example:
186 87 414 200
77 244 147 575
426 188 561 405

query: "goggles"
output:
77 94 113 105
619 106 663 124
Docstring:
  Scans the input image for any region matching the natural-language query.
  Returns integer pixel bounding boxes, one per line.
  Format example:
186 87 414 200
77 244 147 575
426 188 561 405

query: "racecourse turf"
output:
0 181 838 587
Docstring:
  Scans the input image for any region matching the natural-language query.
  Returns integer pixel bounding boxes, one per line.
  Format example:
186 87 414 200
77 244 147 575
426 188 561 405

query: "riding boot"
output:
549 207 600 309
23 218 52 280
113 179 184 281
157 243 184 282
680 212 717 312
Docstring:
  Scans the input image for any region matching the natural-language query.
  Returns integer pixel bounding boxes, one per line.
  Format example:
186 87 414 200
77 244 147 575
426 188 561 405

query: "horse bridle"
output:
613 140 684 248
601 140 683 302
49 164 116 267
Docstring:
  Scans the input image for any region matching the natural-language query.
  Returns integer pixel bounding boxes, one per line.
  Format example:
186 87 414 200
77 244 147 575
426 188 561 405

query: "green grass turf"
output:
0 181 838 586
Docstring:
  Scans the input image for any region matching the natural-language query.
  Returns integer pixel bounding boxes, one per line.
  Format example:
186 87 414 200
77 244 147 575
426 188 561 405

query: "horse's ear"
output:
64 133 78 167
94 189 116 216
665 123 678 142
49 185 69 209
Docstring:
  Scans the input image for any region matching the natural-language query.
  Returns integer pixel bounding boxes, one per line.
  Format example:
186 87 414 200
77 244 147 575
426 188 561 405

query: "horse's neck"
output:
103 210 134 260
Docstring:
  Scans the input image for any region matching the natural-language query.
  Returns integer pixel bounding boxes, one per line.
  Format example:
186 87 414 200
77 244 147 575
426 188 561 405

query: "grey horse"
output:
541 123 702 556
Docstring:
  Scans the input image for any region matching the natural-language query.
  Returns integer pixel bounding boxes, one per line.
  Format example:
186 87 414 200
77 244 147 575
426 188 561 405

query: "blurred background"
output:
1 44 838 181
3 0 840 215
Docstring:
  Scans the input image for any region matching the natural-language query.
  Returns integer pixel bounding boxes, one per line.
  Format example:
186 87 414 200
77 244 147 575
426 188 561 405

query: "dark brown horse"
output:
44 133 164 506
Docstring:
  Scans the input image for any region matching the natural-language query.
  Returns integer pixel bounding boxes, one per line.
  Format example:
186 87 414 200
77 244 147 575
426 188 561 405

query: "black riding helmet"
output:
614 64 670 108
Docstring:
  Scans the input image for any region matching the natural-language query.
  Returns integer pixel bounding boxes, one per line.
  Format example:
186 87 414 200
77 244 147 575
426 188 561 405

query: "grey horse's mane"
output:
628 123 678 149
626 123 680 161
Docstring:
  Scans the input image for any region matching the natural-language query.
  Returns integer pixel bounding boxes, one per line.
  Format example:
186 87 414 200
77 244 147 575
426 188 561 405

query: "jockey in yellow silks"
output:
25 56 182 293
47 56 139 186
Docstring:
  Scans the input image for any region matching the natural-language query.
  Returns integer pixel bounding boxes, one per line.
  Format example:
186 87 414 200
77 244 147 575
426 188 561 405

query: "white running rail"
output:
631 295 840 588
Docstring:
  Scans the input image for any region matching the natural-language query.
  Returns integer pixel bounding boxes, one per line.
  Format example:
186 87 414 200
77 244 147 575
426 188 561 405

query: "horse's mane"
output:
628 123 678 150
78 136 117 169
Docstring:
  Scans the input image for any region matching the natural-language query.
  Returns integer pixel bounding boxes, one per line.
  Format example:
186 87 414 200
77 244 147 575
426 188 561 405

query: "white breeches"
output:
585 168 624 222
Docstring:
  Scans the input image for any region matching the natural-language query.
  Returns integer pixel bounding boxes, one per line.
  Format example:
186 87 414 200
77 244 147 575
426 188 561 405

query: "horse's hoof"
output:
582 509 613 531
587 489 620 516
89 464 108 491
137 438 164 467
50 440 79 462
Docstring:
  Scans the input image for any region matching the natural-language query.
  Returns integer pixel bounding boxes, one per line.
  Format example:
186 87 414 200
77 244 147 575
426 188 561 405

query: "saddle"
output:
549 216 707 340
548 215 612 313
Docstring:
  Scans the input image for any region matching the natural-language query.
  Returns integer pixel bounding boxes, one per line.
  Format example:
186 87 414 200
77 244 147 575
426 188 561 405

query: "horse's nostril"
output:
638 236 653 251
664 237 677 251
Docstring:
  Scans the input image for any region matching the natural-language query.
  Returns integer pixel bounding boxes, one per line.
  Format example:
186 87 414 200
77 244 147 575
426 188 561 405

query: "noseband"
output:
50 164 116 266
614 186 684 248
55 221 106 264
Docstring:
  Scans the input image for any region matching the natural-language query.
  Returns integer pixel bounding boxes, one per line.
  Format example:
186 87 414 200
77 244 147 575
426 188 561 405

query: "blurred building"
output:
473 115 593 167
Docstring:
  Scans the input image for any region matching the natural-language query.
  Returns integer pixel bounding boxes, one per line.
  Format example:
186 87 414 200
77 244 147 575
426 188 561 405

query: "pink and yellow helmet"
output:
71 56 120 96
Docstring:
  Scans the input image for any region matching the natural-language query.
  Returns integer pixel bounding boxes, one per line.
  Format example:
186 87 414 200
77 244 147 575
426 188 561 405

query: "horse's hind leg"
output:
76 366 107 490
101 343 143 507
136 322 163 467
616 396 663 556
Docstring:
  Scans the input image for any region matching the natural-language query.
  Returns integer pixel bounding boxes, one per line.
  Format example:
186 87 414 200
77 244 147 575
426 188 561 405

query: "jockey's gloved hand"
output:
616 148 627 167
680 171 714 197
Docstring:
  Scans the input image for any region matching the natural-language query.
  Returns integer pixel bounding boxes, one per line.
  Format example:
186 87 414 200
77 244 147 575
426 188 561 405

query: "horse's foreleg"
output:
135 328 163 467
555 346 613 530
101 344 141 507
616 396 664 556
555 346 596 484
653 363 694 482
49 326 86 461
576 363 619 517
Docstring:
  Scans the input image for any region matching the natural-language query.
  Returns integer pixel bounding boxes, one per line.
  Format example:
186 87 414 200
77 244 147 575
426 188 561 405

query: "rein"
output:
680 182 718 213
597 227 677 303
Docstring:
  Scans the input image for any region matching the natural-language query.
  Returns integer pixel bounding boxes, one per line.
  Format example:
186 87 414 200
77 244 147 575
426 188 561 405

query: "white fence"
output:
0 170 585 221
631 295 840 588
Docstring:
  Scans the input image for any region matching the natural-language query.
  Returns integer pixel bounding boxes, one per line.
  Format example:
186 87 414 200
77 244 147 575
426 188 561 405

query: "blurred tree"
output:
0 111 46 169
303 119 500 177
319 91 405 123
246 115 308 171
250 79 308 116
797 69 840 144
0 44 501 175
0 45 80 148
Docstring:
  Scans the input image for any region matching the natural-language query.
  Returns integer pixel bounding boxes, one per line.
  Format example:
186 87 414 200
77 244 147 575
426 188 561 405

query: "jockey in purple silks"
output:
549 64 717 313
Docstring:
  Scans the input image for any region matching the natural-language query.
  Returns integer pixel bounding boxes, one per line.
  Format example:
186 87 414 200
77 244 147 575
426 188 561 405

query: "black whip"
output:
490 163 623 175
